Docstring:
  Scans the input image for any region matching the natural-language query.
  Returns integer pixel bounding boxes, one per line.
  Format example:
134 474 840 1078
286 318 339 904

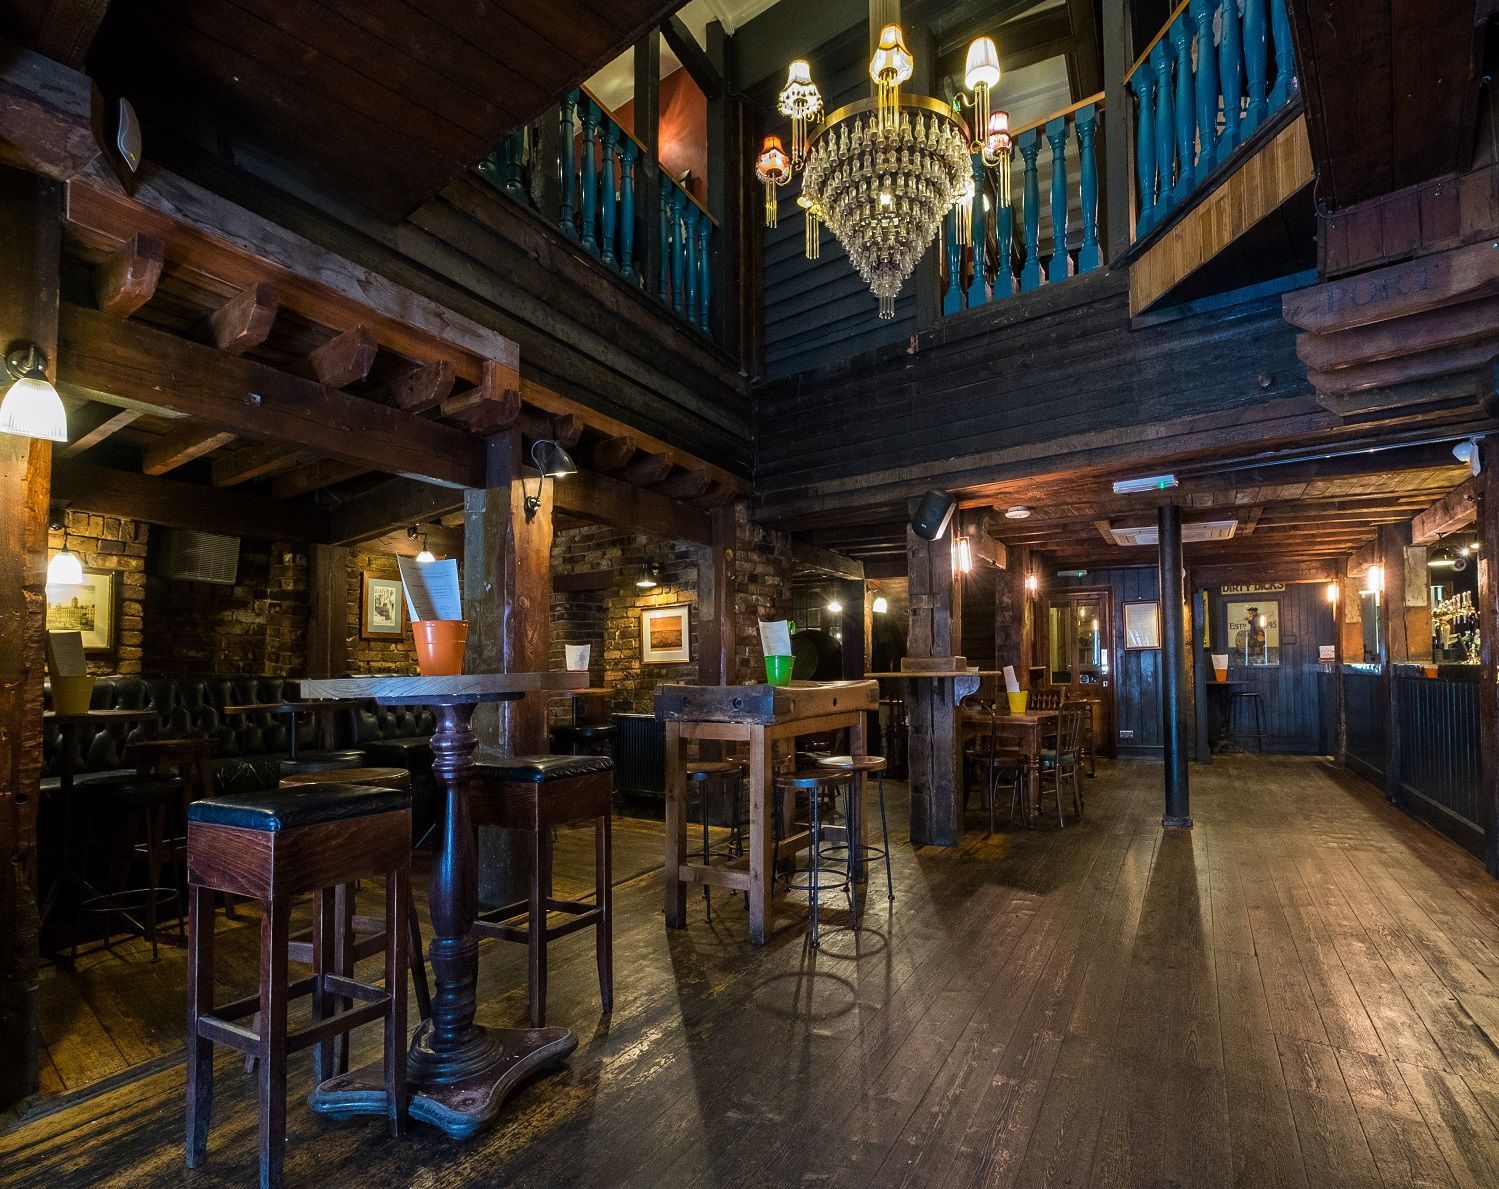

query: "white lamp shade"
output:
47 548 83 585
415 549 437 564
964 37 1001 91
872 595 888 614
786 59 812 87
869 24 914 85
0 376 67 442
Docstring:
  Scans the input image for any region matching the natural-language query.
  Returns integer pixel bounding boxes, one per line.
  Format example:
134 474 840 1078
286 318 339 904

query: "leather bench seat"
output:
189 783 411 833
472 752 614 782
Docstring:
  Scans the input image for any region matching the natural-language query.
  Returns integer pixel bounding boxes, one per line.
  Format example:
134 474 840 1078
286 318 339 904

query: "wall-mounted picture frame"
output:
46 567 117 652
1227 598 1281 666
1122 601 1161 650
641 603 691 664
361 573 406 639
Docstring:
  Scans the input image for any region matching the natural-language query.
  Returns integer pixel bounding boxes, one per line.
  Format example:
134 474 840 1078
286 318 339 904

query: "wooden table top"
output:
865 669 1001 679
655 679 878 724
222 698 373 715
281 766 411 789
559 687 613 697
300 672 588 706
44 708 159 724
962 707 1060 724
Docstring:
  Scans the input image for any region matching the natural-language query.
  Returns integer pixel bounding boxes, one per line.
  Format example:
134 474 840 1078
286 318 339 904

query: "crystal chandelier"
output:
755 5 1013 319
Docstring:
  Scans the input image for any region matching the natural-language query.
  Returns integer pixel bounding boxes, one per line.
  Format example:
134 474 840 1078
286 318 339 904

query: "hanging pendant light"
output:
755 136 792 227
48 546 83 585
0 343 66 442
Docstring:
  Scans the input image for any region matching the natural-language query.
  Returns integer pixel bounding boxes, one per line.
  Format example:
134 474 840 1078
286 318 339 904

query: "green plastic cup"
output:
764 655 794 687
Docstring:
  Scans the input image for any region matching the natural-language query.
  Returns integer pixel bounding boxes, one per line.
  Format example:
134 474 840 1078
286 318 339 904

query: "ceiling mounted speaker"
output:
910 490 956 541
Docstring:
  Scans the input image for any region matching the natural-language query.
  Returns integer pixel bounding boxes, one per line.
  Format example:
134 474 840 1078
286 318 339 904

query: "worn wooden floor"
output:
9 756 1499 1187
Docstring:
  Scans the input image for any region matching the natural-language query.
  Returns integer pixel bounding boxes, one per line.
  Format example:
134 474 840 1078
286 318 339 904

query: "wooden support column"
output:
1379 521 1409 805
464 430 551 905
1191 582 1211 764
995 543 1036 680
1158 503 1191 827
1480 442 1499 876
0 165 59 1111
306 544 349 679
1099 0 1133 262
1332 575 1347 765
696 504 736 687
635 34 662 297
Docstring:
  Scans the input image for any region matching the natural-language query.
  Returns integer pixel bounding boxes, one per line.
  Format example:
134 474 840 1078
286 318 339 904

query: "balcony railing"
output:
478 87 718 339
1126 0 1299 237
941 95 1105 316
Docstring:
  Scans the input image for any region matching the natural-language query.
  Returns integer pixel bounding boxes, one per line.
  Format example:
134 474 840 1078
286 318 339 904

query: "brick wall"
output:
730 502 793 684
47 511 149 676
345 548 422 674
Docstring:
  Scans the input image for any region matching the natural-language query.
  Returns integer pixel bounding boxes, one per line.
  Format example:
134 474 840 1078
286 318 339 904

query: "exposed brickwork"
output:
345 548 420 674
47 510 150 676
731 502 793 684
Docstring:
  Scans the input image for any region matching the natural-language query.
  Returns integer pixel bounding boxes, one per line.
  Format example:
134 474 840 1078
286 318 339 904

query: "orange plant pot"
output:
412 619 468 677
51 676 96 716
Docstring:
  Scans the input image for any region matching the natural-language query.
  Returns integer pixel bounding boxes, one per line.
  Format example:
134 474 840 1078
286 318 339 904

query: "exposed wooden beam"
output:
57 403 140 458
791 541 865 581
1296 294 1499 373
663 15 724 97
210 442 308 488
440 358 521 433
52 458 324 540
304 324 377 388
389 358 456 413
653 468 714 500
620 451 671 485
93 232 163 317
588 435 636 471
1190 557 1338 591
29 0 114 68
0 37 99 180
58 302 485 487
517 409 584 448
1410 476 1480 545
207 283 278 354
270 458 370 501
141 423 236 475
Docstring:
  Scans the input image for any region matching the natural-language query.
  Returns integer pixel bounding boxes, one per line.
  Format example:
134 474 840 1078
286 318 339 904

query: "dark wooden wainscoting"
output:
1392 669 1484 856
1344 667 1388 784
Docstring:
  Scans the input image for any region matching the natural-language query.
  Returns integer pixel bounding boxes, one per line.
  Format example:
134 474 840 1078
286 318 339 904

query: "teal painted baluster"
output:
1243 0 1268 133
670 188 687 315
995 197 1014 296
619 140 637 280
1130 66 1158 234
1150 41 1176 219
1218 0 1244 158
658 183 671 303
695 212 711 331
1075 104 1100 272
684 202 700 327
1170 12 1196 205
579 97 599 254
1018 130 1043 291
560 91 579 240
1045 115 1072 282
1190 0 1220 180
600 121 620 268
943 208 962 314
967 155 989 308
1269 0 1296 110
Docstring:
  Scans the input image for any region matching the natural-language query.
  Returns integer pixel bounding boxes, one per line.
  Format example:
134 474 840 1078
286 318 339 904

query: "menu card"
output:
758 619 792 657
46 630 86 677
1001 665 1021 694
397 556 463 622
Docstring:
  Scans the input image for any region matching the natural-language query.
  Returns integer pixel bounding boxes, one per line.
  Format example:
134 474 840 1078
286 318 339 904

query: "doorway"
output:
1040 586 1117 757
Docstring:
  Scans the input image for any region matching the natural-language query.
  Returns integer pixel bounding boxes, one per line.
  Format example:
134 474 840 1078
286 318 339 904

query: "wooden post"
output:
1480 444 1499 876
1158 503 1191 827
1332 574 1347 764
635 34 662 299
905 525 965 846
1100 0 1132 260
306 544 349 679
464 430 551 905
1190 580 1211 764
696 504 736 687
1379 522 1408 805
840 577 867 680
0 166 59 1111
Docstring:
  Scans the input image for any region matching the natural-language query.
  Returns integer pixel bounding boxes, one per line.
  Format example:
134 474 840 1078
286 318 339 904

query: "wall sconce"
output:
1361 565 1384 597
954 535 973 574
0 342 67 442
523 438 578 520
46 510 82 585
407 523 436 564
871 591 888 614
1325 581 1339 605
826 596 844 614
636 564 661 589
1024 573 1039 594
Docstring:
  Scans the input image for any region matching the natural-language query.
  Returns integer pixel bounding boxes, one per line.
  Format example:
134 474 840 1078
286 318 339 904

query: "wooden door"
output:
1040 587 1117 757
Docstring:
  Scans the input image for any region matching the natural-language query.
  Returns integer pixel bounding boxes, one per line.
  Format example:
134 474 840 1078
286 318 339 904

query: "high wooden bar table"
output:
300 672 584 1138
655 680 879 944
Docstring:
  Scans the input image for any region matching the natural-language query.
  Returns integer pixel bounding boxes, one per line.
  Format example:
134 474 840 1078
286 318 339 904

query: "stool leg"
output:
878 775 894 902
332 882 355 1076
258 898 290 1189
406 885 432 1022
809 788 822 950
185 884 214 1169
596 813 613 1015
528 827 549 1028
143 804 164 961
700 782 712 924
385 867 409 1137
311 886 337 1084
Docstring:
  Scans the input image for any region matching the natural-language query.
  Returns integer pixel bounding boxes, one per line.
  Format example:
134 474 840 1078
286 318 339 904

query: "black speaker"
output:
910 490 956 541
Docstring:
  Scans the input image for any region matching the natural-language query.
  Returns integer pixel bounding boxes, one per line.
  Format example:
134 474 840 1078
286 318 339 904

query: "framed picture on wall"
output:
1226 599 1281 666
641 604 691 664
361 573 406 639
46 567 117 652
1122 601 1160 649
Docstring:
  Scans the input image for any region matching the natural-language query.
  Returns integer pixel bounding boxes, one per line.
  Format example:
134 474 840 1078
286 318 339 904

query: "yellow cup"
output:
51 675 96 716
1007 691 1029 714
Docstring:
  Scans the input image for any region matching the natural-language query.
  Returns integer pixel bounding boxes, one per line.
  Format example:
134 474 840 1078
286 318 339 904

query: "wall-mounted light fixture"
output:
1325 581 1339 605
0 342 67 442
1361 565 1384 597
954 534 973 574
826 596 844 614
636 564 661 589
523 437 578 520
871 583 888 614
407 523 437 564
46 511 82 585
1024 573 1039 594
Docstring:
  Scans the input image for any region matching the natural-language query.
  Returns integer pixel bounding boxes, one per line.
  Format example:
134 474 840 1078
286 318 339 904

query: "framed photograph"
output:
641 603 691 664
1227 598 1281 666
1122 601 1160 650
46 567 117 652
361 573 406 639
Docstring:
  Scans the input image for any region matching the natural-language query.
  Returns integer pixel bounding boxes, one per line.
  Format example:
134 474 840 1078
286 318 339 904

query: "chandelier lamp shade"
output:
756 4 1013 319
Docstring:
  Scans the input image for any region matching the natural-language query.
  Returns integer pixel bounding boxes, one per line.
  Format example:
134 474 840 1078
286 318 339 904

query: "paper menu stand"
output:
1001 665 1021 694
758 620 792 658
397 556 463 622
46 630 86 677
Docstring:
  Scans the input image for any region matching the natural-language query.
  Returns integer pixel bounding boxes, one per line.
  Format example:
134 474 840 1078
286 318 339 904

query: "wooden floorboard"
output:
8 757 1499 1186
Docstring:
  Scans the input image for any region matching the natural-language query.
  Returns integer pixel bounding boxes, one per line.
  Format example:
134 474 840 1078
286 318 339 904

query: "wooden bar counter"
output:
655 679 879 944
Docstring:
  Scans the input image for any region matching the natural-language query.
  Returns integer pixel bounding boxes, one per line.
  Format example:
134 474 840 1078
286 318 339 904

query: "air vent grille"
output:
161 529 240 585
1108 519 1238 547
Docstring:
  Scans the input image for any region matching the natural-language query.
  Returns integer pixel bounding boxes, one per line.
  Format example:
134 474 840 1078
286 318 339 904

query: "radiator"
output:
612 712 664 797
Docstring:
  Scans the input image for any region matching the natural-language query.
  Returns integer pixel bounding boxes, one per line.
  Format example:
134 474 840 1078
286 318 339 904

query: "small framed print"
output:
1122 601 1161 650
362 573 406 639
641 603 691 664
46 567 117 652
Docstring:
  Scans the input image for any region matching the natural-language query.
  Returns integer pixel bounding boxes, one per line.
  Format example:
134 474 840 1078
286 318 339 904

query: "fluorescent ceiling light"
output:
1112 473 1178 495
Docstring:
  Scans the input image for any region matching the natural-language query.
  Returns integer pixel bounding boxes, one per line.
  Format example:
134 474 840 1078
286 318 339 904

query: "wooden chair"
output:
1039 705 1087 826
963 708 1024 835
1063 695 1098 777
1029 687 1062 711
469 753 614 1027
185 784 410 1188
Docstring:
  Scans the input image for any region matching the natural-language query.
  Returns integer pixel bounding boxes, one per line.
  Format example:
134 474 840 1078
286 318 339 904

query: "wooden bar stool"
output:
685 759 743 922
469 753 614 1027
773 769 853 949
185 784 411 1188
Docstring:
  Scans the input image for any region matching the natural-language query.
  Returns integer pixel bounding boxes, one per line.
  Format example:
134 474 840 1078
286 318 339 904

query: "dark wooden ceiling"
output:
1290 0 1494 208
61 0 688 220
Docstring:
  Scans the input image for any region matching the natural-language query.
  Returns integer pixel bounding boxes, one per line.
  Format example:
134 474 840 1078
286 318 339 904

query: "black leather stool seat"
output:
188 784 411 833
474 752 613 782
75 772 184 808
276 750 367 777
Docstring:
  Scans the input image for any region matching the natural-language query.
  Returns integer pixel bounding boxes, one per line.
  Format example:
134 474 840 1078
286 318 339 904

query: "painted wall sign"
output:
1220 583 1286 596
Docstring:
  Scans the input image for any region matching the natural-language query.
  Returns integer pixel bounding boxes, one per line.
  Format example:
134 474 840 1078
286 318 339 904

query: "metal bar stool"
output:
1229 690 1266 752
773 769 853 948
815 755 894 903
686 759 743 922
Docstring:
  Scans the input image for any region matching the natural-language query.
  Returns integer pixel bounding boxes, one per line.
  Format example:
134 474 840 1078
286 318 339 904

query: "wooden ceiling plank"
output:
207 282 279 353
0 36 100 180
31 0 114 68
93 232 164 317
1410 476 1480 545
58 405 142 458
269 458 371 501
141 422 238 475
211 442 311 488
